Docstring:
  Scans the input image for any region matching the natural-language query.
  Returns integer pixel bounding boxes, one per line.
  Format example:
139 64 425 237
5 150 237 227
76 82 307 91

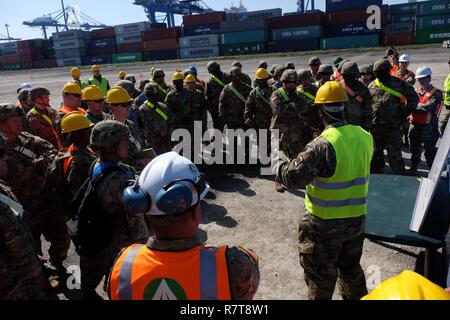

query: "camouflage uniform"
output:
393 69 416 147
309 57 322 83
205 71 231 131
26 106 59 149
0 179 48 300
278 122 368 300
244 86 273 130
63 147 96 194
297 70 323 138
152 70 171 103
219 82 252 130
359 64 375 87
368 60 419 174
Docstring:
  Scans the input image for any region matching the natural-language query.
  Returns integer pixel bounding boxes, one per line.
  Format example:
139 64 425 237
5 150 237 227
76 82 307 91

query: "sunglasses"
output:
111 102 132 108
94 99 104 104
66 93 82 98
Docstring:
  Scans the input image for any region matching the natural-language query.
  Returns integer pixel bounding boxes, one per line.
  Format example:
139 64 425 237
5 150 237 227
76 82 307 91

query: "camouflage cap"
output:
29 86 50 100
90 120 130 148
318 64 334 75
359 64 374 74
18 89 30 101
232 61 243 68
373 59 392 73
274 65 286 78
229 66 242 77
0 103 22 122
341 61 360 76
207 61 220 72
308 56 321 66
333 56 344 68
125 75 137 85
285 62 295 70
258 60 268 69
269 64 281 76
337 59 350 72
144 82 159 97
281 70 298 83
115 80 140 96
153 69 165 78
297 69 312 81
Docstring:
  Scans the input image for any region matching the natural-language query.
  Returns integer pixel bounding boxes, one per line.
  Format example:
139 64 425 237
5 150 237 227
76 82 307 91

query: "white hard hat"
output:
137 152 209 216
415 66 432 79
398 54 411 63
17 82 32 93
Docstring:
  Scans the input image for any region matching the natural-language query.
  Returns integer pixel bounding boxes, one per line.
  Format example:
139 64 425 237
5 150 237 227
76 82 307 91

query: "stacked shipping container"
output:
143 27 181 61
415 0 450 44
85 27 116 65
52 30 90 67
113 22 149 63
385 3 416 46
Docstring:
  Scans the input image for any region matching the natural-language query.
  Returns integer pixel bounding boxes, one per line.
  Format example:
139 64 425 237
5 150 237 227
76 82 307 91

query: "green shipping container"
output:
220 30 268 45
220 42 266 56
415 27 450 44
1 63 22 71
320 34 379 50
417 0 450 16
112 52 143 64
271 26 322 41
416 15 450 30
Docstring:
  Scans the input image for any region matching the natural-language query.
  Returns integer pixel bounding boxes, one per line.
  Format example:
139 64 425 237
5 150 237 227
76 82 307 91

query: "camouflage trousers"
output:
409 122 439 168
279 132 309 159
298 213 368 300
371 125 405 174
439 105 450 135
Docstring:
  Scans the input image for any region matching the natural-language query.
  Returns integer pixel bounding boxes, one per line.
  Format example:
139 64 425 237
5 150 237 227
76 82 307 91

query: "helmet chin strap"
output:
321 107 346 123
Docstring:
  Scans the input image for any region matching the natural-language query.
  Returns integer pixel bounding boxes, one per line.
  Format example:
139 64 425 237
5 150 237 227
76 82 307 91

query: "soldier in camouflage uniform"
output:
81 120 150 300
152 69 171 103
16 89 32 133
0 104 70 275
232 61 253 87
0 133 48 300
277 82 373 300
368 59 419 174
297 69 323 137
219 67 252 130
108 152 260 300
271 70 310 192
138 83 172 155
359 64 375 87
309 57 322 83
183 68 205 94
315 64 334 88
340 62 373 131
205 61 231 131
270 65 286 91
166 72 189 135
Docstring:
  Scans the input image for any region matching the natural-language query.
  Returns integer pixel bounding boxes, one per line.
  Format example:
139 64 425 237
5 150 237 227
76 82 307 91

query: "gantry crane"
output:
297 0 315 13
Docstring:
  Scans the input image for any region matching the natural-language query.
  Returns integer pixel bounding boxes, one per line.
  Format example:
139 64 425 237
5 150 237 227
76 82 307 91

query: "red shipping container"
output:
383 33 414 46
183 12 225 27
32 59 57 69
117 43 143 53
268 12 325 29
20 54 34 64
88 47 117 55
0 55 21 64
142 27 181 41
327 8 388 25
143 39 178 52
92 27 116 39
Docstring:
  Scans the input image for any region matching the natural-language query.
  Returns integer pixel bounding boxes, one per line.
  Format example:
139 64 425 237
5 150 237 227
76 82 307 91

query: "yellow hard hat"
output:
61 112 94 134
62 81 82 95
91 65 100 72
172 72 184 81
106 86 133 105
315 81 348 105
119 71 127 78
255 68 270 80
362 270 450 300
82 85 104 101
184 74 196 83
71 67 81 78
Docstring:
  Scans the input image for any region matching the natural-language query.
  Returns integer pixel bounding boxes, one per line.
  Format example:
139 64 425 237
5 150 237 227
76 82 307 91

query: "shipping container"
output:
90 38 116 49
220 16 269 33
52 29 91 41
1 48 19 56
225 8 282 21
389 14 416 24
271 26 322 40
88 47 117 56
416 15 450 30
268 11 325 29
143 49 179 61
385 23 414 35
56 57 83 68
112 52 143 64
17 39 46 50
143 38 178 52
221 30 268 45
183 23 221 37
326 0 382 12
82 55 112 65
142 27 181 41
116 33 142 44
54 48 87 59
0 54 21 64
179 46 219 59
32 59 57 69
20 54 35 65
382 33 414 46
267 39 320 53
417 0 450 16
327 8 387 25
389 3 417 15
18 46 40 57
149 23 167 29
92 27 116 39
415 27 450 44
53 39 87 50
115 22 150 35
0 42 18 51
320 34 379 50
117 43 143 53
21 61 33 69
183 12 225 27
179 34 220 49
1 63 21 71
220 42 266 56
324 22 377 37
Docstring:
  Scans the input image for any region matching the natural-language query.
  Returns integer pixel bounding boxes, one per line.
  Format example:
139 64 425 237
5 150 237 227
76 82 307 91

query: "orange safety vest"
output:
410 87 440 125
29 107 63 149
63 144 77 179
395 69 415 81
390 64 400 76
59 106 86 115
340 80 364 104
109 244 231 300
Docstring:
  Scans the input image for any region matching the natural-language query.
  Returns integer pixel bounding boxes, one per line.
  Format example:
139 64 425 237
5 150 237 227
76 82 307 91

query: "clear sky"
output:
0 0 418 40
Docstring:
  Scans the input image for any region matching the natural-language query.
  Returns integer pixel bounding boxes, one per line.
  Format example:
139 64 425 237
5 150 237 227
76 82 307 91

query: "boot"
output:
275 180 285 193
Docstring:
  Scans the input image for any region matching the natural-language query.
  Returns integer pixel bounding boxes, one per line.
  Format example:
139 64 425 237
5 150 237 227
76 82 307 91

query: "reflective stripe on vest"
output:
211 75 225 87
444 74 450 106
305 125 373 219
410 87 439 125
59 106 86 115
129 135 142 151
0 193 24 218
278 87 290 102
144 100 168 122
29 108 63 149
63 145 77 179
374 79 407 103
256 87 271 105
340 80 364 104
296 86 316 101
89 77 108 96
157 84 168 95
13 145 37 160
229 84 247 104
109 244 231 300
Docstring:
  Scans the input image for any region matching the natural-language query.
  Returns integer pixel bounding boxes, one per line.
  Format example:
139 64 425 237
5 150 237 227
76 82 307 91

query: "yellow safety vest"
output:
305 125 374 219
144 100 168 122
444 74 450 107
89 77 109 97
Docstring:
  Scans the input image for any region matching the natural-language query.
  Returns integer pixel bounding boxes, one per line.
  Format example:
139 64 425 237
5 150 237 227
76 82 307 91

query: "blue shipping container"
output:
324 22 378 37
82 55 112 66
183 23 221 37
326 0 382 12
271 26 322 41
221 30 268 45
320 34 379 50
143 50 179 61
388 3 417 15
267 40 320 53
90 38 116 49
389 15 416 24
